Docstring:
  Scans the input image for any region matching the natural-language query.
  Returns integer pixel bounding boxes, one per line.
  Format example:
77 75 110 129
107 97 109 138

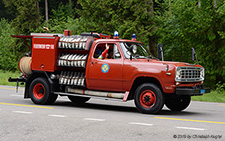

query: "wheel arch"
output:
128 76 163 100
24 71 54 98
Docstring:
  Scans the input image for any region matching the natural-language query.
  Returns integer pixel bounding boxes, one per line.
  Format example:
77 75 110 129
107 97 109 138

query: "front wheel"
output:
165 95 191 111
134 83 164 114
29 77 58 104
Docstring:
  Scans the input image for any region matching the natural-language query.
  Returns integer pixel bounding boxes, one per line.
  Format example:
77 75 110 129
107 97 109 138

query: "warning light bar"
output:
114 31 119 39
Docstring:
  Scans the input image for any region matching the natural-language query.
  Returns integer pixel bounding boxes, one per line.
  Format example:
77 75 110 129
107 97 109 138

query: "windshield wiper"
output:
148 55 157 59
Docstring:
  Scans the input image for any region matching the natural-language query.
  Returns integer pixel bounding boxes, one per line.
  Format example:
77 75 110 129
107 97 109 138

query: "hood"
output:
133 58 203 69
153 60 199 67
141 59 202 67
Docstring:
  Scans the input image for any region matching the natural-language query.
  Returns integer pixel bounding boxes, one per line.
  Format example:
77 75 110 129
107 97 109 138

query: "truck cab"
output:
9 31 210 114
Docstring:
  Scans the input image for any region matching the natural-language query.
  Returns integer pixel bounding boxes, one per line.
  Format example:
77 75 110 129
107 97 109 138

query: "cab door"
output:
86 42 123 92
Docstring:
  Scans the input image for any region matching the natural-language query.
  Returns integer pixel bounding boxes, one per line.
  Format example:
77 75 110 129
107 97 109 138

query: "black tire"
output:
165 95 191 111
134 83 164 114
68 96 90 104
29 77 58 104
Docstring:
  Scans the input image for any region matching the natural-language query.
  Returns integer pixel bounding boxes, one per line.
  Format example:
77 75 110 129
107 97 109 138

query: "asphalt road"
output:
0 85 225 141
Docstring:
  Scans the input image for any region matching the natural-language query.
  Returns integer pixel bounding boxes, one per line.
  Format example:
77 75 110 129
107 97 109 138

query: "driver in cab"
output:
98 44 113 59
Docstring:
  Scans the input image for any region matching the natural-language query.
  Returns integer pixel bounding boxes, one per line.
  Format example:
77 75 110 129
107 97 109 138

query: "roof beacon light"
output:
114 31 119 39
132 34 136 41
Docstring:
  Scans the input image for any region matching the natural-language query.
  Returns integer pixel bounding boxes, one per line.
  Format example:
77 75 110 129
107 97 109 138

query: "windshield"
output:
120 42 155 59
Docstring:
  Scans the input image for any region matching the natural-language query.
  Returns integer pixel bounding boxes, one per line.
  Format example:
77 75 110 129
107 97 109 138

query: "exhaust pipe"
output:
67 87 125 99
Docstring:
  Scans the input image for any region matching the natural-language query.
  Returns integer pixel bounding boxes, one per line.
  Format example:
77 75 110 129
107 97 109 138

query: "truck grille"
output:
181 68 200 79
175 67 204 82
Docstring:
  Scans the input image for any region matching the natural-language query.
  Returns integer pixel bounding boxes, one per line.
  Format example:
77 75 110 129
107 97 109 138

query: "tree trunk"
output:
36 0 40 25
198 1 201 7
180 38 183 61
148 0 157 57
45 0 48 21
36 0 39 16
149 36 156 57
69 0 72 16
214 0 218 7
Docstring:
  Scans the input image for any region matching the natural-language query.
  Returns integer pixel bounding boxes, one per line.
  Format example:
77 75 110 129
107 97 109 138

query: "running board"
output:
54 87 129 101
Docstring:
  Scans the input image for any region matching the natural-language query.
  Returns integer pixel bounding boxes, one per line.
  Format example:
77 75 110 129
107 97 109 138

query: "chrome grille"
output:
175 67 204 82
181 68 200 79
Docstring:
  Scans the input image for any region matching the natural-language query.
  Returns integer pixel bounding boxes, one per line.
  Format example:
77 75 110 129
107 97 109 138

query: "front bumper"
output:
176 86 210 96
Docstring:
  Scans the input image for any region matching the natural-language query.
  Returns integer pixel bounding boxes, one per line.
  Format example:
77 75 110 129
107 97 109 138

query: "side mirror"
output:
129 45 137 60
192 48 195 62
129 45 137 54
192 47 199 64
157 44 164 61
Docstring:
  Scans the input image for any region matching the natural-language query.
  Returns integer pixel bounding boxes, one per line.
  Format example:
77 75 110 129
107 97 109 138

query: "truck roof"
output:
95 38 143 44
11 32 143 50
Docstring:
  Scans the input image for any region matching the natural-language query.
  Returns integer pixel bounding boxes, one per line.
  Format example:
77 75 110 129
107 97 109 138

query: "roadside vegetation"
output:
0 70 21 86
192 81 225 103
192 91 225 103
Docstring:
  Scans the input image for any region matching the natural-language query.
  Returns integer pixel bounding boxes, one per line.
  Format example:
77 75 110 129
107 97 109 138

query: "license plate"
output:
200 89 205 94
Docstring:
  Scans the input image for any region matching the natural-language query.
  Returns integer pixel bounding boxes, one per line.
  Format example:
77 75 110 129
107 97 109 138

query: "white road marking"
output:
48 114 67 118
13 111 33 114
129 122 153 126
176 126 205 131
10 94 23 97
84 118 106 121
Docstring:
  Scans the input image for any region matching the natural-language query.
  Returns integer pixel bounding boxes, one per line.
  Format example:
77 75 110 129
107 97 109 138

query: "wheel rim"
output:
33 83 45 99
139 90 156 108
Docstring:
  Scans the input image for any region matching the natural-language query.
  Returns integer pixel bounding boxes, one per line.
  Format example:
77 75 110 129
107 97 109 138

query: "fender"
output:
124 74 164 100
127 73 164 91
24 71 54 98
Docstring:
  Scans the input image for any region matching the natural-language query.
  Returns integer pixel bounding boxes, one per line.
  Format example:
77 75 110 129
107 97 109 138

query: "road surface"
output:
0 85 224 141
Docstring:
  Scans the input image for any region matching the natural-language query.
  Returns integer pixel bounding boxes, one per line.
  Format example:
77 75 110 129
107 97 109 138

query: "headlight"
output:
200 68 205 80
176 67 181 80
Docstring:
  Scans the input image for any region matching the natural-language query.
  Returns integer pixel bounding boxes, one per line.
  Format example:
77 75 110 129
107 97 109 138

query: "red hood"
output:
148 59 202 67
134 58 203 68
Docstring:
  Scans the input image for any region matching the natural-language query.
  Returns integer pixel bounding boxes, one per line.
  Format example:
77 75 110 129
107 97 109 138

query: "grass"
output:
0 70 224 103
192 90 225 103
0 70 21 86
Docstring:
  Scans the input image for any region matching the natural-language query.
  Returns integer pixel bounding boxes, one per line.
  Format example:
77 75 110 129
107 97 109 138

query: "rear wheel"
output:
134 83 164 114
68 96 90 104
29 77 58 104
165 95 191 111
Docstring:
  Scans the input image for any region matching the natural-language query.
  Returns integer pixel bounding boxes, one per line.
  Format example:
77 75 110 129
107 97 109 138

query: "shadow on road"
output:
54 101 139 113
52 100 207 116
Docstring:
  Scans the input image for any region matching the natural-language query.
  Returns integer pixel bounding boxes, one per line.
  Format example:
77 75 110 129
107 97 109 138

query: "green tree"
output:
77 0 157 55
41 2 77 33
155 0 225 87
0 19 18 71
3 0 41 34
0 0 15 20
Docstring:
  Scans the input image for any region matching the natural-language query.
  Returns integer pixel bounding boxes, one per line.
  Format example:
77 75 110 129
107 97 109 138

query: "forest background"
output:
0 0 224 90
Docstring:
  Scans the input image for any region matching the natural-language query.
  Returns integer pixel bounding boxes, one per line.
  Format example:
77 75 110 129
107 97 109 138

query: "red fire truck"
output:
9 30 210 114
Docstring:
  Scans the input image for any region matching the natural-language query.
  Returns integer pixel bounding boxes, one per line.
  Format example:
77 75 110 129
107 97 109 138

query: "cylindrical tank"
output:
19 57 32 75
